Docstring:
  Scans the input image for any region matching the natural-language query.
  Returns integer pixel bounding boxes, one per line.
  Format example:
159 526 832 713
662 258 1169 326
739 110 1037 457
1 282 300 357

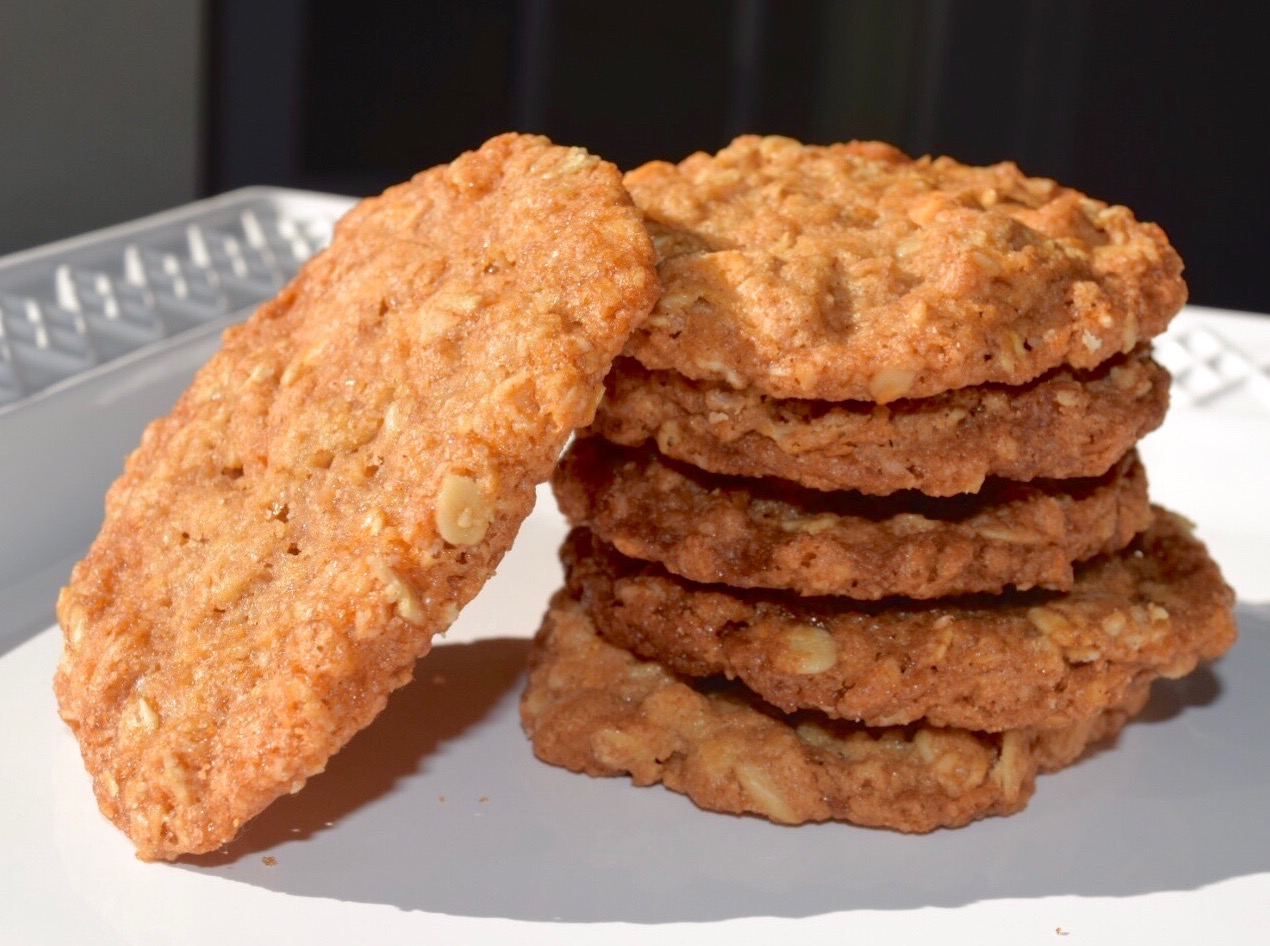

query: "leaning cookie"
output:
553 438 1152 598
521 589 1153 832
591 351 1169 496
564 510 1235 732
53 134 659 861
624 135 1186 402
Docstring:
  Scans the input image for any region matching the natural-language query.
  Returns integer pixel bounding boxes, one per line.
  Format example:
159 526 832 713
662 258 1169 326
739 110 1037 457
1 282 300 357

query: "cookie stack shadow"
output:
519 138 1237 832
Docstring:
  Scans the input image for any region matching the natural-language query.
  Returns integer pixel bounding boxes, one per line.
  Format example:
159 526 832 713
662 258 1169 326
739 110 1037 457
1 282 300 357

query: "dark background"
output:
205 0 1268 314
5 1 1266 313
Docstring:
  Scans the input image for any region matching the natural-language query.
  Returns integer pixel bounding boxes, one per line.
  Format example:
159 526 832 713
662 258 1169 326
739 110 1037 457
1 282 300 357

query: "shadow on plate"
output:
185 635 534 864
184 605 1270 923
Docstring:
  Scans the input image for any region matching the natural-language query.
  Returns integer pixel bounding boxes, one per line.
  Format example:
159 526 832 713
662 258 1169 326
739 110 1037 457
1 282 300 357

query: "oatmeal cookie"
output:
53 134 659 861
592 351 1168 496
553 438 1152 598
521 589 1152 831
623 135 1186 402
564 510 1235 731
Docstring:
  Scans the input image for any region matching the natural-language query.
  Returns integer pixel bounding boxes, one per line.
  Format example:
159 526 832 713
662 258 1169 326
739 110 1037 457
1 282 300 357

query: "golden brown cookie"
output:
563 510 1235 731
553 438 1152 599
624 135 1186 402
521 589 1153 832
53 134 659 861
591 351 1168 496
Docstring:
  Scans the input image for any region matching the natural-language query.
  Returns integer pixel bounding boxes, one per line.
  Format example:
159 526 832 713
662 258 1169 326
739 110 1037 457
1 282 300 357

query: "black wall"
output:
207 0 1268 313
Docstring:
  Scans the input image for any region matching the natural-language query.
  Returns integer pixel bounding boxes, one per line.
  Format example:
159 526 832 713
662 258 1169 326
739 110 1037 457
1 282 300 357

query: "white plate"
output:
3 308 1269 946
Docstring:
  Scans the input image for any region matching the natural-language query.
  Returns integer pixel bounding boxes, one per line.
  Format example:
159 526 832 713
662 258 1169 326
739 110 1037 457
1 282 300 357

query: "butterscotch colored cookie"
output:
592 351 1168 496
521 589 1152 831
553 438 1152 598
53 134 659 861
623 135 1186 402
564 510 1235 731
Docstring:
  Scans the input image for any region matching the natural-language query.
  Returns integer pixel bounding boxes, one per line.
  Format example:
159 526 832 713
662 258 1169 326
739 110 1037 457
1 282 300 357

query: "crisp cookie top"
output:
554 439 1152 599
54 133 658 861
624 136 1186 401
521 589 1152 832
564 509 1235 732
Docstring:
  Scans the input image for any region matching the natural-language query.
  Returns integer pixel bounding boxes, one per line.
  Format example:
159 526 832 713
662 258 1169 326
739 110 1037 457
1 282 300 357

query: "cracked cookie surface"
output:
623 135 1186 402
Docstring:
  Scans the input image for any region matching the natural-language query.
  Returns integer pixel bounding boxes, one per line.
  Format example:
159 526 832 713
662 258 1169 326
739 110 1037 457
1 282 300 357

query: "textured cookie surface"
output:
564 510 1235 731
554 439 1152 598
521 590 1152 832
592 351 1169 496
53 133 659 860
624 135 1185 402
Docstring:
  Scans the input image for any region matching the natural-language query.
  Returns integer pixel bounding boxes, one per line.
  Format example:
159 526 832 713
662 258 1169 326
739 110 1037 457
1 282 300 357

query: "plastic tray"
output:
0 187 354 645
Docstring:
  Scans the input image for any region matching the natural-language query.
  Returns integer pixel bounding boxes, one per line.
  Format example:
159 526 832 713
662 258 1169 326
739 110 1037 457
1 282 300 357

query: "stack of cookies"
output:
521 137 1237 831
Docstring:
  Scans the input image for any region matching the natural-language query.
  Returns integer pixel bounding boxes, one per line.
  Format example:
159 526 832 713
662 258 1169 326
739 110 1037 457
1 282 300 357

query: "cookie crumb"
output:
262 856 277 867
